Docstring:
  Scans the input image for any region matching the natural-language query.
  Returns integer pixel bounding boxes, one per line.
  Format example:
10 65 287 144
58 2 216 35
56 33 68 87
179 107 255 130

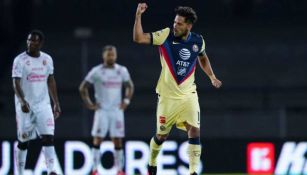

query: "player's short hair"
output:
103 45 117 53
29 30 45 42
175 6 198 24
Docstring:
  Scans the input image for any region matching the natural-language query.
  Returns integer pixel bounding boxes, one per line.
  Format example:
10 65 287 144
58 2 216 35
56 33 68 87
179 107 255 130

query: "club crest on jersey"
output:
179 48 191 60
177 67 187 76
192 44 199 52
26 60 31 66
43 60 47 66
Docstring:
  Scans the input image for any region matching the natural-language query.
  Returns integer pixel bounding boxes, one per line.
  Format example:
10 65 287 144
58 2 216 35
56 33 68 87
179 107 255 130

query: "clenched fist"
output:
136 3 148 17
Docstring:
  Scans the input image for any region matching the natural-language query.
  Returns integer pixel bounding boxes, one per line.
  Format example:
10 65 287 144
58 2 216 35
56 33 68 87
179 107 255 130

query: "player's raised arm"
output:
133 3 152 44
79 80 100 110
48 75 61 119
198 54 222 88
13 77 30 113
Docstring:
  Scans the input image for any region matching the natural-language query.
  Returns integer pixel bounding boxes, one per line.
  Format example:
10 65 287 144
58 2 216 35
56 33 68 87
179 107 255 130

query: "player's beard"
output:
174 28 189 39
105 60 115 67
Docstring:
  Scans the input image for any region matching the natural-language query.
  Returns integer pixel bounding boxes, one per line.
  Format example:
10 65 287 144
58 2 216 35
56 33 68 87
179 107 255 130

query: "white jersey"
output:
12 51 54 110
85 64 131 110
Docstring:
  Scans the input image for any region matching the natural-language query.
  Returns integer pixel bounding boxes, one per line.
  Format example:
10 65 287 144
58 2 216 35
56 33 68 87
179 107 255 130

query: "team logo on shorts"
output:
21 133 28 139
47 118 54 127
116 121 122 128
160 125 166 131
21 131 34 139
192 44 199 52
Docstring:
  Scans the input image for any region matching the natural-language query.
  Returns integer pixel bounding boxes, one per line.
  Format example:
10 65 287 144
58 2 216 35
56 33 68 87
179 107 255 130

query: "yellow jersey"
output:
151 27 206 99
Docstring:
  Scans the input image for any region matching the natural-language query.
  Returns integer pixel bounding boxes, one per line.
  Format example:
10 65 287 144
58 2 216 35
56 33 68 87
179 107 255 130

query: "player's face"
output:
27 34 42 53
173 15 192 38
103 48 117 66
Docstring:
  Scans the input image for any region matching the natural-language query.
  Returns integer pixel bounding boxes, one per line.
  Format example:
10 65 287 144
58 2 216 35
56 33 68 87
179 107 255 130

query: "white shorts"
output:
91 109 125 138
15 105 55 142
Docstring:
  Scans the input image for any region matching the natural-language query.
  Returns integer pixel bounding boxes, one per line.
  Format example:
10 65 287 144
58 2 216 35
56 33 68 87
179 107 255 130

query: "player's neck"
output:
103 63 115 68
181 32 191 41
26 50 40 58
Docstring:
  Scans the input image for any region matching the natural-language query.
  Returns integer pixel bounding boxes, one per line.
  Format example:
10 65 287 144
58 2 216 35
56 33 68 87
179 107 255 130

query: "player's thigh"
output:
16 109 37 142
35 105 55 136
156 96 178 135
91 109 109 138
109 109 125 138
178 95 200 130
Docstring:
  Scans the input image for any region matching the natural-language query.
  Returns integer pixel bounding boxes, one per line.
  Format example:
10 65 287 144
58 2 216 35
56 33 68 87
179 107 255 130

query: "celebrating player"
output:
12 30 61 175
133 3 222 175
79 45 134 175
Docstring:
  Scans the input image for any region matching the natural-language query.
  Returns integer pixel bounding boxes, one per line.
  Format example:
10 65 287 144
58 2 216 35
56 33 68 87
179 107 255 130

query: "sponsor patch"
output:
177 67 187 76
179 48 191 60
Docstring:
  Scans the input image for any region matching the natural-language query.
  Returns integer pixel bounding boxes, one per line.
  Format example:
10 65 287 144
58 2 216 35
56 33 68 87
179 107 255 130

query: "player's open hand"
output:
21 100 30 113
211 78 222 88
136 3 148 16
53 104 61 120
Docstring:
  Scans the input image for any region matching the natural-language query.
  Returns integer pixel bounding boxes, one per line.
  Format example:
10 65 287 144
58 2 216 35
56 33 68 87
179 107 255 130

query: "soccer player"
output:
79 45 134 175
133 3 222 175
12 30 61 175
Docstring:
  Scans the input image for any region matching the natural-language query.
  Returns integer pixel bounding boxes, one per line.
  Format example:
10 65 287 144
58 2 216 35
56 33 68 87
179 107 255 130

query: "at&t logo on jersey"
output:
179 48 191 60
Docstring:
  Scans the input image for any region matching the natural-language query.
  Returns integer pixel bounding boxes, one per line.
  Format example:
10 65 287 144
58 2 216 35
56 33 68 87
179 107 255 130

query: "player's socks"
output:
188 137 201 174
15 147 27 175
43 146 56 174
147 165 157 175
114 147 124 172
149 136 163 166
92 145 100 171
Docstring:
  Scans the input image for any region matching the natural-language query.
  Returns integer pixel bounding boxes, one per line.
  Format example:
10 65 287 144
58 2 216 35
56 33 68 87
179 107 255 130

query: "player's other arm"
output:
198 54 222 88
79 81 99 110
120 79 134 110
133 3 151 44
12 78 30 113
48 75 61 119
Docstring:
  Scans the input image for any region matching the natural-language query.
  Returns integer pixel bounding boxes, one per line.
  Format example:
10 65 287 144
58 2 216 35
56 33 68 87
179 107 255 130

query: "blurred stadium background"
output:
0 0 307 174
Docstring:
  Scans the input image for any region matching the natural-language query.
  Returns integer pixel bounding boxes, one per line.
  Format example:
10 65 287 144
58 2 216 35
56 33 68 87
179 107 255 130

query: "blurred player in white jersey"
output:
12 30 61 175
79 45 134 175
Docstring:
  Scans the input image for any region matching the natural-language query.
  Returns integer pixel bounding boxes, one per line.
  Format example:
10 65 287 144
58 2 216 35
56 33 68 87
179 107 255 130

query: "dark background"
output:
1 0 307 140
